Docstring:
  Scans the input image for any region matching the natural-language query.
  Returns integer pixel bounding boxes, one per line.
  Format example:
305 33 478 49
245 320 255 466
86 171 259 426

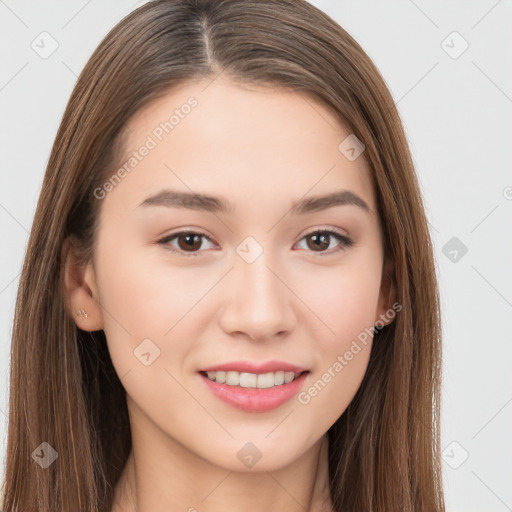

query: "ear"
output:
61 235 104 331
375 256 397 328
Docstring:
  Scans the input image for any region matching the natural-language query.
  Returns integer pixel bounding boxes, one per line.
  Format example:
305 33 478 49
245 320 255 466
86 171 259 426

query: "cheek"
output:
293 253 381 417
93 237 218 364
298 255 382 347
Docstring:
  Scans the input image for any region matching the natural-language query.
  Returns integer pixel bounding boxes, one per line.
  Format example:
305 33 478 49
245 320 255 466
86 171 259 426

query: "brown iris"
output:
305 232 330 251
176 233 203 251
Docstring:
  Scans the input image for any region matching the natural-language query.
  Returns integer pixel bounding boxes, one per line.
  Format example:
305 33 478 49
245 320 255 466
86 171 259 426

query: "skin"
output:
63 74 395 512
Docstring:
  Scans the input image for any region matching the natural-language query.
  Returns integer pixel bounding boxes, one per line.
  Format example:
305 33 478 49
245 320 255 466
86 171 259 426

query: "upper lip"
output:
199 360 308 374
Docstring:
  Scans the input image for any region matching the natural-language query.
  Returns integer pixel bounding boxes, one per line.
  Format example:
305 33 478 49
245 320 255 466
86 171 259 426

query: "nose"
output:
218 251 296 342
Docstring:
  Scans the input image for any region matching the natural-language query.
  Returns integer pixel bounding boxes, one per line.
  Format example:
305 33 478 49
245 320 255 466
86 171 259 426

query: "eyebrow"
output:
138 189 371 215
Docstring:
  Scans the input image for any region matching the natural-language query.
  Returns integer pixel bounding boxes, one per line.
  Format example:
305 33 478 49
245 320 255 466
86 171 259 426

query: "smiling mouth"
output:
198 370 309 389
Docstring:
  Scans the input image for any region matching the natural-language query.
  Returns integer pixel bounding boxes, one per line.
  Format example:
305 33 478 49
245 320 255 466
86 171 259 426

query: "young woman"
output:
1 1 445 510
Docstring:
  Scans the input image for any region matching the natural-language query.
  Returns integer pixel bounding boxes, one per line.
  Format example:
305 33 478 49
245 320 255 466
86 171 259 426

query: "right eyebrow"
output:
138 189 233 214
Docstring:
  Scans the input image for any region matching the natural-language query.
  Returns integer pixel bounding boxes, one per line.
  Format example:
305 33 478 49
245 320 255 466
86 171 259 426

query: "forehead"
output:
109 76 376 214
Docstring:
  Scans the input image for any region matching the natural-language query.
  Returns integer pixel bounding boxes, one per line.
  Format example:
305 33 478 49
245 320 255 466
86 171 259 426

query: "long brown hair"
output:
1 1 444 510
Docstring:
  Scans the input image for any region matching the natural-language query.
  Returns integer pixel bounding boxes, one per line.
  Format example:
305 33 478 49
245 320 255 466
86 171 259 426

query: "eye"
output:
157 228 354 258
295 229 354 255
157 231 216 257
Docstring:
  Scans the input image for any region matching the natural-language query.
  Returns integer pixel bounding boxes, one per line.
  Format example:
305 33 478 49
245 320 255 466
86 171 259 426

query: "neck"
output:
112 433 333 512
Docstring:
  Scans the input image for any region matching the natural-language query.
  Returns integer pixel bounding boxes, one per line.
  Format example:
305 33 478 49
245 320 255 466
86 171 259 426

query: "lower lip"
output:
199 372 309 413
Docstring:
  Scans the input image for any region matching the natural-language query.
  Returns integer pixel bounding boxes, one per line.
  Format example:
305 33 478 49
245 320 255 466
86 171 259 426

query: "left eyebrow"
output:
137 188 371 215
290 190 371 215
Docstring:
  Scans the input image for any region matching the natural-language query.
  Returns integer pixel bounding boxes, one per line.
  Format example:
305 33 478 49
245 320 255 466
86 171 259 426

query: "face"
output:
69 75 394 472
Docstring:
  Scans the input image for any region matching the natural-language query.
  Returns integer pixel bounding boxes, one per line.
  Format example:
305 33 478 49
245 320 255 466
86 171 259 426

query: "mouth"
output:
198 369 310 412
198 369 309 389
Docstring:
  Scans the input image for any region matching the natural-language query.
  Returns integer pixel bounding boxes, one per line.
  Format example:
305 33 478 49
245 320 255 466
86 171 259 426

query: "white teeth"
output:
203 370 303 388
256 372 274 389
240 372 257 388
274 371 285 386
225 371 240 386
284 372 295 384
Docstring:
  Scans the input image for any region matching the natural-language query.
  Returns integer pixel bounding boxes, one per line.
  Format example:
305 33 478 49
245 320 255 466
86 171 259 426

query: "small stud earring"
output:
76 309 88 318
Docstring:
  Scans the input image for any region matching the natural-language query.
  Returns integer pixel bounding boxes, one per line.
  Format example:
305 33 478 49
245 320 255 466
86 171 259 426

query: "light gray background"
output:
1 1 511 510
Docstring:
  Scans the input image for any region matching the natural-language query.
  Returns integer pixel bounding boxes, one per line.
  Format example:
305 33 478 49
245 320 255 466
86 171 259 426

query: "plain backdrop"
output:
0 1 511 510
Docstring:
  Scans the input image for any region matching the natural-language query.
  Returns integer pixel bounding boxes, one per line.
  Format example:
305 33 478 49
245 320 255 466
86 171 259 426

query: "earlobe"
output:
61 236 104 331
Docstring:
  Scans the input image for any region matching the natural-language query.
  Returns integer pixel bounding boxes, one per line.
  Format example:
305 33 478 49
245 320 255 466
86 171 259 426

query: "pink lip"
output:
199 371 309 413
198 360 308 374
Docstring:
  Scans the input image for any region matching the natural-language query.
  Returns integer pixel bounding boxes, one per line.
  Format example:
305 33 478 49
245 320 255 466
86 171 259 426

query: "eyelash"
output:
157 229 354 258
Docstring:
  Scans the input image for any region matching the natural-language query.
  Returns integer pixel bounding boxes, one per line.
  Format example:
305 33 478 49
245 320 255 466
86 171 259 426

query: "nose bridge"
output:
219 244 295 339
